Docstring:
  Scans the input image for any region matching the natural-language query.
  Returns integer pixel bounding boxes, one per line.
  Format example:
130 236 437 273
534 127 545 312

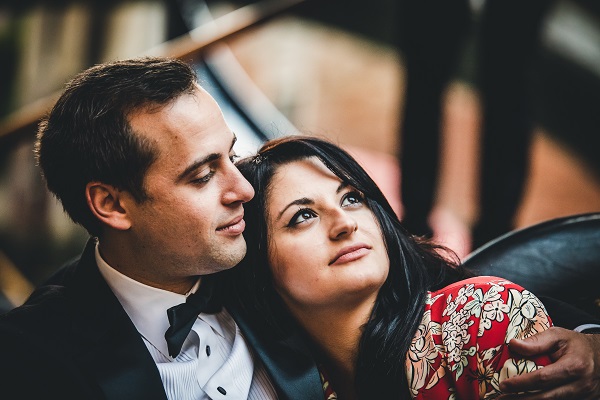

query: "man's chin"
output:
214 243 247 272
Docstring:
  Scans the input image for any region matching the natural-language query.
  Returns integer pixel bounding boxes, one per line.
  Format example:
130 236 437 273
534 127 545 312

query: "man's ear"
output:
86 182 132 231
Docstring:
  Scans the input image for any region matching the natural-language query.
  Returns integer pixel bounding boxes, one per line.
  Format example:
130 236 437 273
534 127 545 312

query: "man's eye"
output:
341 191 363 207
229 154 240 163
288 209 317 227
191 170 215 185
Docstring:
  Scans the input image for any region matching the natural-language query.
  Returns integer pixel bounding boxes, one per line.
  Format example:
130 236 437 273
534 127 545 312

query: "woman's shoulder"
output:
406 277 552 398
427 276 532 311
433 275 523 296
426 275 551 330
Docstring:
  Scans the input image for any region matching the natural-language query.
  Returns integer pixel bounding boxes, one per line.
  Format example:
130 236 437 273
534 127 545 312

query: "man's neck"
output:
97 238 196 295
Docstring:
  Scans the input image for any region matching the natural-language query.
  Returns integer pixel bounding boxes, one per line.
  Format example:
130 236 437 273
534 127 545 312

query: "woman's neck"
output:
289 297 376 400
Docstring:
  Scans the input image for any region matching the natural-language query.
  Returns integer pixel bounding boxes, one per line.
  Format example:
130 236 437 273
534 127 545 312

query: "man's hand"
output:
499 327 600 399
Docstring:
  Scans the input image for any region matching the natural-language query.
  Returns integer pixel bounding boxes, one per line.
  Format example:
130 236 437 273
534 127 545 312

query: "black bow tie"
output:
164 278 222 357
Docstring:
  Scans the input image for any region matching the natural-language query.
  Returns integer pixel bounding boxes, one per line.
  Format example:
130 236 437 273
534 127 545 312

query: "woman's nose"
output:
329 210 358 240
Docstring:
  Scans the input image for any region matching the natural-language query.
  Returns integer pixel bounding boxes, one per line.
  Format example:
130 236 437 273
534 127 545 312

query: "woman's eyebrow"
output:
275 182 349 221
276 197 313 222
336 182 348 193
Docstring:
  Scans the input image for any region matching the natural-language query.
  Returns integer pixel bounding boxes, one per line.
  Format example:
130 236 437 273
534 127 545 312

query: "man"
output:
0 57 597 399
0 57 321 399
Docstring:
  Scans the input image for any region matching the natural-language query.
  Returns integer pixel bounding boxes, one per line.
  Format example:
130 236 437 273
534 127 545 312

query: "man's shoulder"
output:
0 283 71 332
0 255 84 333
44 253 83 285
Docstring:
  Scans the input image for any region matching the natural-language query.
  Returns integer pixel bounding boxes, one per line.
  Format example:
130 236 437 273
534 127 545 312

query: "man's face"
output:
122 85 254 291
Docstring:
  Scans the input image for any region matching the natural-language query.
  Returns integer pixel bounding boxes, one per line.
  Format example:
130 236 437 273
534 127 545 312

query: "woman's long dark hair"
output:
230 136 468 398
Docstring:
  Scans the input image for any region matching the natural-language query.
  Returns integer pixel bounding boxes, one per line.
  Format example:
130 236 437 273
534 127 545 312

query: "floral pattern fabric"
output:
406 276 552 399
319 276 552 399
320 369 337 400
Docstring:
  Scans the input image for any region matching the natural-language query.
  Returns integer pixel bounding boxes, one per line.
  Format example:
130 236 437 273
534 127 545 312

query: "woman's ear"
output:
86 182 132 231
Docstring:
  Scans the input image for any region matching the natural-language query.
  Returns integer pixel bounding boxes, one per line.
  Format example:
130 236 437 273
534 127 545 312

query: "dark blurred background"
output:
1 0 599 311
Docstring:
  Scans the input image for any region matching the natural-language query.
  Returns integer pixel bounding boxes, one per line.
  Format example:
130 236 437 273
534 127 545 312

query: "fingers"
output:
499 384 593 400
499 363 577 393
500 330 600 398
506 327 568 357
499 378 600 400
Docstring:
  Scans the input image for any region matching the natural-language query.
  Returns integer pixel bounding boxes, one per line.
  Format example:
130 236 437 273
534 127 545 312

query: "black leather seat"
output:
462 213 600 319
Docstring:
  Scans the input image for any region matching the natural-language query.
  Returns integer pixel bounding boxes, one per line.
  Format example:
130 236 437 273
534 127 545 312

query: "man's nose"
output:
222 164 255 204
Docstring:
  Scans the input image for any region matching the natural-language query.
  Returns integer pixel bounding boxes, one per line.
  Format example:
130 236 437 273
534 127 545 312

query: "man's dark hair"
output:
35 57 197 236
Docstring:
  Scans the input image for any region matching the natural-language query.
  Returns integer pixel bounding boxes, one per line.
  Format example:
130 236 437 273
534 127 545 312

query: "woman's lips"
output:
329 244 371 266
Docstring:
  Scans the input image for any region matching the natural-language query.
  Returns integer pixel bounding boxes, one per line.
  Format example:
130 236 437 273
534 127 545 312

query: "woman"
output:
231 136 551 399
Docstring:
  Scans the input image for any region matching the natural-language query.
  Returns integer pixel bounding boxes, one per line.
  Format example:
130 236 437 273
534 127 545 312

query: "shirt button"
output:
217 386 226 395
206 345 211 357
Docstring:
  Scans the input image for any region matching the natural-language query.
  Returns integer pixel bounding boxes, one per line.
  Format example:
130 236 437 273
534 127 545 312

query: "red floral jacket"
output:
321 276 552 399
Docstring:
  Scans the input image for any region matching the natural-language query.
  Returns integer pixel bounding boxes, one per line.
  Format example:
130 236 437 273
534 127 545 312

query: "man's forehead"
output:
127 88 214 135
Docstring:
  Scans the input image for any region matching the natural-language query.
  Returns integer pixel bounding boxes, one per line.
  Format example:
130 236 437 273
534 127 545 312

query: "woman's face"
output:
265 157 389 312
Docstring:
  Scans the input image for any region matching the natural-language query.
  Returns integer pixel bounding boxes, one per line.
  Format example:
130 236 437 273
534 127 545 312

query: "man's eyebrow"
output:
177 135 237 182
276 198 313 222
177 153 220 182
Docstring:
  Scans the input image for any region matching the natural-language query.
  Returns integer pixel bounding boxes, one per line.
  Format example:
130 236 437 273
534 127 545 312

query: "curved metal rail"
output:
0 0 305 310
0 0 305 146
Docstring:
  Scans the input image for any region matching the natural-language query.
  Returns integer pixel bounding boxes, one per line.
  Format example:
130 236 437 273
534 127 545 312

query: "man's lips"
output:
329 244 371 266
216 215 245 235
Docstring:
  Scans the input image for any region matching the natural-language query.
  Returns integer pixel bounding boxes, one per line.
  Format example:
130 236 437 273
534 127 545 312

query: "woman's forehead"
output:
271 158 339 190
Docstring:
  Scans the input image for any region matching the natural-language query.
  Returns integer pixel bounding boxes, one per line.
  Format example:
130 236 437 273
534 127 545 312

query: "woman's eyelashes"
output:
287 209 317 227
341 191 364 207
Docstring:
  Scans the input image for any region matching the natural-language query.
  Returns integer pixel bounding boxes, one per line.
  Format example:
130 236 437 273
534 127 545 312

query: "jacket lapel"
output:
67 239 324 399
66 240 168 400
227 300 324 400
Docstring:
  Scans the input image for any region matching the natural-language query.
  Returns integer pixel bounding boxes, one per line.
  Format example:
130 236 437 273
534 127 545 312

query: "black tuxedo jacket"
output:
0 239 323 400
1 240 597 399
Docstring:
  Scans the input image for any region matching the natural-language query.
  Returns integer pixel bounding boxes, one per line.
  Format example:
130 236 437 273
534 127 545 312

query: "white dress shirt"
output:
95 244 277 400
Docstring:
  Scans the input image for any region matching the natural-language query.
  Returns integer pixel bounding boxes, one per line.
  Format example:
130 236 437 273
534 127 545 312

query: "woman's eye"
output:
229 153 240 163
341 191 363 207
288 209 317 227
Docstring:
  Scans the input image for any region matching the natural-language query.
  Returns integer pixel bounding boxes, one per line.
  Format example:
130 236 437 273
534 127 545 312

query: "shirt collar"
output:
95 242 226 357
